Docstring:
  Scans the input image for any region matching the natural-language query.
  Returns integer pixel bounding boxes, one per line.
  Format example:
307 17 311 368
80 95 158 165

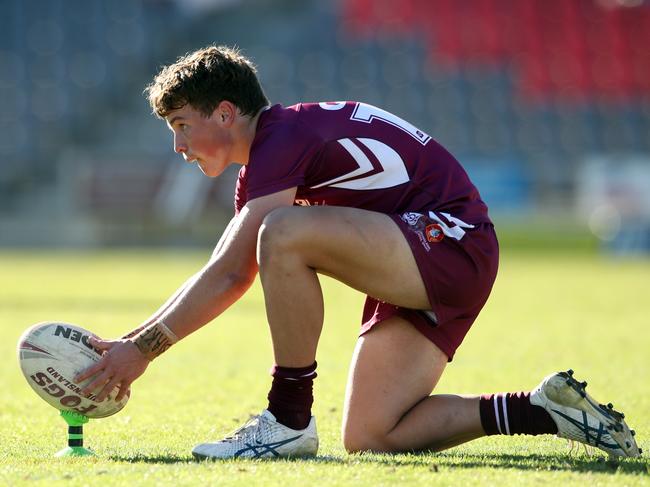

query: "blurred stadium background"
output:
1 0 649 253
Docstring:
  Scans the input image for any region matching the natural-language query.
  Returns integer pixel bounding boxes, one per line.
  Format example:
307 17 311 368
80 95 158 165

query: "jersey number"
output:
318 102 431 146
350 103 431 146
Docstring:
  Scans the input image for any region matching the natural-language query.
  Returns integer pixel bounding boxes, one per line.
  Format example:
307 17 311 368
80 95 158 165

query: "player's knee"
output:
258 207 301 263
342 424 396 454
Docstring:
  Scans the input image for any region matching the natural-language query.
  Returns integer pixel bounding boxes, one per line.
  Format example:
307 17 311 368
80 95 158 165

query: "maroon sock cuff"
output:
267 362 317 430
270 361 318 379
479 392 558 436
479 394 500 435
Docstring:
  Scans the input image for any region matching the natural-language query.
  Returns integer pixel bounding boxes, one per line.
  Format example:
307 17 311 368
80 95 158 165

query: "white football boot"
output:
531 370 641 458
192 410 318 460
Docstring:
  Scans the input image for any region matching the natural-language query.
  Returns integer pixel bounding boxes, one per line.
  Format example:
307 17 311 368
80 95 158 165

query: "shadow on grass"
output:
108 451 649 475
108 454 193 464
311 452 648 475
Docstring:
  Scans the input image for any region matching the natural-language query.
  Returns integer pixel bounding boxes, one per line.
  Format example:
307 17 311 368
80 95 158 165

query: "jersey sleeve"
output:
244 119 321 202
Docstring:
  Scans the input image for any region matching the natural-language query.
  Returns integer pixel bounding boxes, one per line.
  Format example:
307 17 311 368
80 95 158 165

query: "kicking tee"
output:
235 101 491 226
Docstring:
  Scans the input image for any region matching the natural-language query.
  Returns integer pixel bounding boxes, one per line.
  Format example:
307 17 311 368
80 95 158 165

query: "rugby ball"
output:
17 322 130 418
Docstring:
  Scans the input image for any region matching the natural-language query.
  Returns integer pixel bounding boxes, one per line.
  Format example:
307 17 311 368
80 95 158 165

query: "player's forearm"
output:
127 263 255 361
122 217 239 340
156 259 256 340
121 272 199 339
160 272 253 339
127 209 263 359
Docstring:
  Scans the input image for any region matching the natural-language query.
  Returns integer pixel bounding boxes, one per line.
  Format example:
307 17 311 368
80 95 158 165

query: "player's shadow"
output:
108 452 647 474
306 452 648 475
108 454 193 464
314 452 647 474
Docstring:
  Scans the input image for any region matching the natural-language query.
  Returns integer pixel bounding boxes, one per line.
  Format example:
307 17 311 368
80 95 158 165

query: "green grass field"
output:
1 247 649 486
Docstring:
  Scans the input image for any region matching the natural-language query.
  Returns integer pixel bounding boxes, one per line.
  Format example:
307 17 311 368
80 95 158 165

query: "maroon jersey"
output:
235 101 491 225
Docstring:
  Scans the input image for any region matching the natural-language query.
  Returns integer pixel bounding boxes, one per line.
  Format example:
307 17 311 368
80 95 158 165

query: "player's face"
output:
165 104 234 178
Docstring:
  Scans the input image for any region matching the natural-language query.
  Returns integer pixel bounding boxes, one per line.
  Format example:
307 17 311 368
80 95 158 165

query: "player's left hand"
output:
75 336 149 402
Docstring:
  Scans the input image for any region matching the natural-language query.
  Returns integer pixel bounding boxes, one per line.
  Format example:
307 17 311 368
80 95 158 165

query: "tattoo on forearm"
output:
121 324 148 340
130 321 179 361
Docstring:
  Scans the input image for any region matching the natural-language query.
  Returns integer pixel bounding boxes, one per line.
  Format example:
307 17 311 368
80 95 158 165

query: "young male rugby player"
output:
76 45 640 459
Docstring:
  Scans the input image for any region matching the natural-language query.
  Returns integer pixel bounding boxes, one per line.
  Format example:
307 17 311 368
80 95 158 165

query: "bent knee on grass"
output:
342 427 399 454
342 425 446 454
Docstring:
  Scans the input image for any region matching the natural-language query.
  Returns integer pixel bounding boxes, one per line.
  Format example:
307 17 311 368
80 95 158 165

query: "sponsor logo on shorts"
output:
415 231 431 251
425 223 444 243
428 211 475 241
294 199 325 207
401 212 423 226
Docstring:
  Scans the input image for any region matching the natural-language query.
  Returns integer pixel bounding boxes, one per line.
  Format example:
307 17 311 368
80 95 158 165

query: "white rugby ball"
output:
17 321 130 418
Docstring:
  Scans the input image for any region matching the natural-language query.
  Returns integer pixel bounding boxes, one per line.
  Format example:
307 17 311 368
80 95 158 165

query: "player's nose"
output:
174 135 188 155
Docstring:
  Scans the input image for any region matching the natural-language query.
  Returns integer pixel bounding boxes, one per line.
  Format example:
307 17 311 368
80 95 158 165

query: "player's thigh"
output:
258 206 429 310
341 315 447 453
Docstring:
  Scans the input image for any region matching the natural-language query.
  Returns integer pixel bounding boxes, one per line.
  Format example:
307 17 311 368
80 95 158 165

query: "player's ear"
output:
215 101 237 126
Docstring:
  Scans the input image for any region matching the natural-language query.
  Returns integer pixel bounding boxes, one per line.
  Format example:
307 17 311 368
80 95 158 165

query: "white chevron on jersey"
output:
310 138 410 191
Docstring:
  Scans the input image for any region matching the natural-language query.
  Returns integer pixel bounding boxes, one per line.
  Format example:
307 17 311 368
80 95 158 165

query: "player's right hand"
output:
75 336 149 402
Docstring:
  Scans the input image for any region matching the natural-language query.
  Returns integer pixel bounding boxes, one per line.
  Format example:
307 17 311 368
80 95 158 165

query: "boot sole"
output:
545 370 640 457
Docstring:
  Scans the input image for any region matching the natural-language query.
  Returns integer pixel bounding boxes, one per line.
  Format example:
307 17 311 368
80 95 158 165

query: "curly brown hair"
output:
144 45 269 118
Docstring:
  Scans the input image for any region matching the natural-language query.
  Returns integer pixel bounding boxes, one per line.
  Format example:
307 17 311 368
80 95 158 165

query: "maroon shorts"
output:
360 211 499 361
